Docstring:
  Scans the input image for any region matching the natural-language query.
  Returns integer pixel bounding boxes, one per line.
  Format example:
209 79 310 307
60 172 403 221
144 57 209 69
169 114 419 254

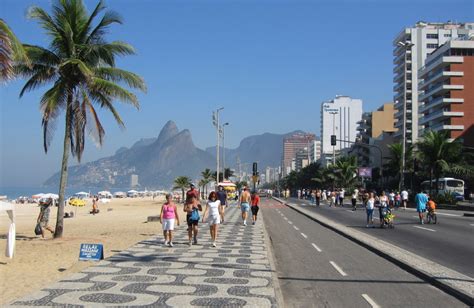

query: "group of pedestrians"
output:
159 183 260 248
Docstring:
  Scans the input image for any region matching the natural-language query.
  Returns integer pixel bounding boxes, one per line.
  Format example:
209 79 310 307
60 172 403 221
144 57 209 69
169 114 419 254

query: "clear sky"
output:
1 0 473 187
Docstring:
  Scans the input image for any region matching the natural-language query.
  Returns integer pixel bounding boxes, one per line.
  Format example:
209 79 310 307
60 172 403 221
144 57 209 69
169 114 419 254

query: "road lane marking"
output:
293 226 299 230
470 224 474 226
301 233 307 238
436 212 461 217
301 203 307 206
346 210 354 213
329 261 347 276
311 243 322 252
413 226 436 232
283 217 288 220
288 221 293 224
361 294 380 308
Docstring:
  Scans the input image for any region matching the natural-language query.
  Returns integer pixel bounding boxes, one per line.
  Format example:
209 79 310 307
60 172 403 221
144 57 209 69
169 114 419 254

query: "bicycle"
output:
426 210 437 224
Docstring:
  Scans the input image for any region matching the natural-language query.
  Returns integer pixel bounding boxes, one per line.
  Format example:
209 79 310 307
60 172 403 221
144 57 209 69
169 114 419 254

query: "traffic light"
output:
252 162 258 176
331 135 336 146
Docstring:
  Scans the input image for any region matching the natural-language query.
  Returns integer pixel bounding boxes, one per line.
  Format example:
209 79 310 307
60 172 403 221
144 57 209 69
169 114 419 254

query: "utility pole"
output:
330 111 338 165
222 122 229 180
212 107 224 186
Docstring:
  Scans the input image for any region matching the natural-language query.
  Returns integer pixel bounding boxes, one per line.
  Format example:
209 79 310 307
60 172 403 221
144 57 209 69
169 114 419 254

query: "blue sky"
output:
1 0 473 187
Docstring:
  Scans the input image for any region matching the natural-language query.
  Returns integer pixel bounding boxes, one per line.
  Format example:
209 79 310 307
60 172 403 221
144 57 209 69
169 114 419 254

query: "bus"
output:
420 178 465 200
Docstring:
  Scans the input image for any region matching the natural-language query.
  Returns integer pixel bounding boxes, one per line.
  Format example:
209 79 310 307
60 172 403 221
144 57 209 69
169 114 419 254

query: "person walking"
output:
351 188 359 211
315 189 321 207
250 190 260 225
395 192 401 209
216 185 227 223
321 190 327 203
160 193 180 247
378 191 389 228
329 191 336 207
239 187 251 226
415 189 428 224
184 195 202 245
401 189 409 210
339 189 345 207
91 195 99 215
389 191 395 208
202 191 222 247
366 192 375 228
37 198 55 238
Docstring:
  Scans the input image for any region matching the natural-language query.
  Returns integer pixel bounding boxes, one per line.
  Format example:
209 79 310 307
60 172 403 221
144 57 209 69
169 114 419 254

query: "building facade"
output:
282 133 315 175
320 95 363 164
310 139 322 163
419 39 474 146
393 21 474 145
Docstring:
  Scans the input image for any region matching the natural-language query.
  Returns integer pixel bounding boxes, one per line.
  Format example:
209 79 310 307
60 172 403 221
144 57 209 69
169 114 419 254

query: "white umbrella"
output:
43 193 59 199
99 198 111 204
0 201 15 258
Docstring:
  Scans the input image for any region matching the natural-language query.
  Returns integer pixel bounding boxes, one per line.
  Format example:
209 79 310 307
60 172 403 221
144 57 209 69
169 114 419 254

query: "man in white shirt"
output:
401 190 409 210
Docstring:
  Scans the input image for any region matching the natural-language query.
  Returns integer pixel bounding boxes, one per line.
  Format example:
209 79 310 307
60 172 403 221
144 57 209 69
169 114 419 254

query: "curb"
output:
272 197 474 306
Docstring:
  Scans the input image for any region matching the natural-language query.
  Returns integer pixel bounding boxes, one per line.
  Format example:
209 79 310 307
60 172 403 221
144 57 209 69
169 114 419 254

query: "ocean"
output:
0 186 136 200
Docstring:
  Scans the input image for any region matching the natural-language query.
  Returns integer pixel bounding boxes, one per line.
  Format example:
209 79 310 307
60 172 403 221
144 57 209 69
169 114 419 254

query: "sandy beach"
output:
0 196 167 305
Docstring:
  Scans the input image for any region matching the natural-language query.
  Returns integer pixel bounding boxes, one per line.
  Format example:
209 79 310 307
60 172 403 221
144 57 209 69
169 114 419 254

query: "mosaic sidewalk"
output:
11 205 278 307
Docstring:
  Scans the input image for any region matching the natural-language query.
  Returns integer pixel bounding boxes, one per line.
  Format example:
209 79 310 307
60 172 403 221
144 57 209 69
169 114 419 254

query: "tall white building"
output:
393 21 474 145
320 96 363 163
310 139 321 162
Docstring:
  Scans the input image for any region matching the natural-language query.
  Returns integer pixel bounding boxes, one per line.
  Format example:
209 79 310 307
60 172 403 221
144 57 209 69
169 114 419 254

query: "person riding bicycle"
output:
427 198 436 213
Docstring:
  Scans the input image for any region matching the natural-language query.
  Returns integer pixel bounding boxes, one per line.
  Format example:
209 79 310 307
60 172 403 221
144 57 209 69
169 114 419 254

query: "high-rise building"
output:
320 95 363 164
310 139 322 162
282 133 315 175
130 174 139 187
393 21 474 145
419 38 474 146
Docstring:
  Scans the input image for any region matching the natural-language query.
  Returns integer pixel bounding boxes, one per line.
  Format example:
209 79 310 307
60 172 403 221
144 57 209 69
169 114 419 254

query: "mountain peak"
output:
154 120 179 149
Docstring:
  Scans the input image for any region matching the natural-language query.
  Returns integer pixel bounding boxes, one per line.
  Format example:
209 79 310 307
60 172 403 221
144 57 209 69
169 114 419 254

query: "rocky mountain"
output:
43 121 215 189
206 130 304 171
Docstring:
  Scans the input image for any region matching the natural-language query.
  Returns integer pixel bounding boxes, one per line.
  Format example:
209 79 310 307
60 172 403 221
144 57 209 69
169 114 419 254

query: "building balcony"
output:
419 71 464 90
419 84 464 101
431 123 465 132
394 108 412 119
420 110 464 125
419 97 464 113
420 56 464 78
394 50 412 65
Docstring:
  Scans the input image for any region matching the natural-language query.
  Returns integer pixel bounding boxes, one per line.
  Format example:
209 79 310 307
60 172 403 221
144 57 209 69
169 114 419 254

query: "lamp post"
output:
221 122 229 180
397 41 414 192
212 107 224 186
329 111 338 165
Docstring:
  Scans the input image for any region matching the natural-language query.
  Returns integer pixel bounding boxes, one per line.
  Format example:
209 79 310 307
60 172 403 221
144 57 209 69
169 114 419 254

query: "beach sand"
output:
0 196 167 305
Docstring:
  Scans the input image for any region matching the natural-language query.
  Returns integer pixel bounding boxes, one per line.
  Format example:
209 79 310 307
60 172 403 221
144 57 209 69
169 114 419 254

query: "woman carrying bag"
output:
184 195 202 246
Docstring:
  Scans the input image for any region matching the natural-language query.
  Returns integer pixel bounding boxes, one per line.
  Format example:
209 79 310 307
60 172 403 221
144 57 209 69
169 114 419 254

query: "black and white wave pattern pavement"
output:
12 206 278 307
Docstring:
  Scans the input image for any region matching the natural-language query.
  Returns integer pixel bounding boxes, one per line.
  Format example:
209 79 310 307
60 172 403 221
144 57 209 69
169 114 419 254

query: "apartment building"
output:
320 95 363 165
282 133 316 175
419 39 474 146
393 21 474 145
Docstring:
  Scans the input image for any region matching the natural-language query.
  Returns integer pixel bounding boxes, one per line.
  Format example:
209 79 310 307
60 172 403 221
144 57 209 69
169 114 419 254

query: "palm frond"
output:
90 77 139 108
94 67 146 92
86 10 123 44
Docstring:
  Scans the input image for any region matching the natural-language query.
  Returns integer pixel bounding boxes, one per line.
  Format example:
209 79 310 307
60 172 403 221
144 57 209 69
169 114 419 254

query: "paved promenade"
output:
11 205 279 307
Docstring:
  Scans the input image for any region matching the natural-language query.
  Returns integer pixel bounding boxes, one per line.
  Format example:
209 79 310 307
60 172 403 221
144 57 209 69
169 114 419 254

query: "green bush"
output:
432 191 458 205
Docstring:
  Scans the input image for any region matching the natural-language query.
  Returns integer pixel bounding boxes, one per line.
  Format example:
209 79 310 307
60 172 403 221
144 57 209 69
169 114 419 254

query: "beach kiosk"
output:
0 200 15 258
217 181 237 199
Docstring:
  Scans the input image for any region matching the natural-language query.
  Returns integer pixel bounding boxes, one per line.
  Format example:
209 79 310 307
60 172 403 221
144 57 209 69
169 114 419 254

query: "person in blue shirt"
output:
415 189 429 224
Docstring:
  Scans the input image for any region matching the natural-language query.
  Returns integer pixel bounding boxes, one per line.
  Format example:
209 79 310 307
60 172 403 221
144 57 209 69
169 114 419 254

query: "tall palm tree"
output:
417 130 462 195
223 168 234 180
173 176 190 202
385 143 413 190
15 0 146 238
334 156 358 190
0 19 28 81
201 168 213 195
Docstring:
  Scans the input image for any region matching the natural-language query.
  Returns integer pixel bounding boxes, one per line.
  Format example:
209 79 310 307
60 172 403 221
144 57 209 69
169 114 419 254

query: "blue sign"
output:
79 243 104 261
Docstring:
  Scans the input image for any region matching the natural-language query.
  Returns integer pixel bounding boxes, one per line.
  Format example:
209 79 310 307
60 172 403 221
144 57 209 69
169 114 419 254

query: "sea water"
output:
0 186 133 200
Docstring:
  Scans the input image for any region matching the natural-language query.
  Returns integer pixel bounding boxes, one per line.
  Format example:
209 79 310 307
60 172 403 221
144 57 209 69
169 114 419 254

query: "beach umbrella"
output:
99 198 111 204
0 201 15 258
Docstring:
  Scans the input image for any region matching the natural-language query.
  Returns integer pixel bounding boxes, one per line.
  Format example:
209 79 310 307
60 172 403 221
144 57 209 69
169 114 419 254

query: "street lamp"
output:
397 41 414 192
221 122 229 180
212 107 224 186
329 111 338 165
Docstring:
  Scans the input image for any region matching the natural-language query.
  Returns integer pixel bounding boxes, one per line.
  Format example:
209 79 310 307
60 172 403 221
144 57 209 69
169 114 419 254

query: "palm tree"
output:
15 0 146 238
0 19 29 81
201 168 213 195
333 156 358 190
198 179 207 199
385 143 413 191
223 168 234 180
417 131 462 195
173 176 191 202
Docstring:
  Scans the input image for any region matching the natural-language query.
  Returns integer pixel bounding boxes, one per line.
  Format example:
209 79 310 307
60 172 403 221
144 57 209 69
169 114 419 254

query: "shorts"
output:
208 215 221 225
416 206 426 213
240 202 250 212
187 214 199 226
162 218 175 231
251 205 259 215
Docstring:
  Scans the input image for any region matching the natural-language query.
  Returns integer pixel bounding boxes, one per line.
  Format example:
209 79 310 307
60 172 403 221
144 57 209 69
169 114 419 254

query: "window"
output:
444 33 452 37
427 33 438 39
427 43 438 49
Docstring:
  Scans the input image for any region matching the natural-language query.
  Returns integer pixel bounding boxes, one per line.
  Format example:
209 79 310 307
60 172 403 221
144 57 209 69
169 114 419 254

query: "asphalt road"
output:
260 198 466 308
285 197 474 278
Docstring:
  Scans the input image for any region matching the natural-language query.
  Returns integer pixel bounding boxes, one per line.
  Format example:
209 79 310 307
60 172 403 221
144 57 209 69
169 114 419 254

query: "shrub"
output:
432 191 458 205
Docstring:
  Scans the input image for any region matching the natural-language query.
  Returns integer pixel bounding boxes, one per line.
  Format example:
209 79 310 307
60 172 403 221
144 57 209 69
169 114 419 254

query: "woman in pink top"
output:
160 193 180 247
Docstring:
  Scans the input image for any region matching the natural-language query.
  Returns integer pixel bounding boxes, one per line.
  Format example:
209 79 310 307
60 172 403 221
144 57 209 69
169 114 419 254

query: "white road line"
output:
329 261 347 276
293 226 299 231
361 294 380 308
288 221 293 224
311 243 322 252
346 210 354 213
470 224 474 226
301 233 307 238
301 203 307 206
413 226 436 232
436 212 461 217
283 217 288 220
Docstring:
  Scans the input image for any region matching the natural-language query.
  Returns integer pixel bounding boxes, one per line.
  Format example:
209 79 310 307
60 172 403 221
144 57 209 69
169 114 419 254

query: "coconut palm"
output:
201 168 214 196
385 142 413 190
15 0 146 238
223 168 234 180
417 130 463 195
173 176 191 202
0 19 28 81
333 156 358 190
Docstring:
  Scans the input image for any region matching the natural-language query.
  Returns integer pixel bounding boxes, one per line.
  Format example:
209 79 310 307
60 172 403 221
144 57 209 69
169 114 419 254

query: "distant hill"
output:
206 130 304 171
43 121 215 189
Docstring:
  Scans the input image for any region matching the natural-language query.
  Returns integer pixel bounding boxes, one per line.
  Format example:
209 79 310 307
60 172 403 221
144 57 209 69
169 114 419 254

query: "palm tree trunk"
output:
429 168 433 196
54 98 72 238
181 188 185 204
